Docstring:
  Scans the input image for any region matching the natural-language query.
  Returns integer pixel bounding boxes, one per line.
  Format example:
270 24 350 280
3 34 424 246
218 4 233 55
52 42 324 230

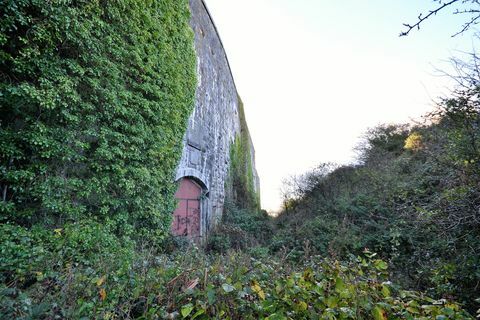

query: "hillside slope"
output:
272 92 480 312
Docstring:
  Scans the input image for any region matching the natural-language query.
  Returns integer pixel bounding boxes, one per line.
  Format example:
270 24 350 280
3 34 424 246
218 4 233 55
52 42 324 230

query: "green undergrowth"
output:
273 89 480 313
206 201 273 253
0 241 473 319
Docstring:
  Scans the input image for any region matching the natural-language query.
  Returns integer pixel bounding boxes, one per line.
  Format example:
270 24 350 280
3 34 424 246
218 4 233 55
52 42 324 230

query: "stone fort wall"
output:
175 0 260 238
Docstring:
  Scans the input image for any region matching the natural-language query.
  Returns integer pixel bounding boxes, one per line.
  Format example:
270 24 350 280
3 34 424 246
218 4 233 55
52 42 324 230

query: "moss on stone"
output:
226 96 260 210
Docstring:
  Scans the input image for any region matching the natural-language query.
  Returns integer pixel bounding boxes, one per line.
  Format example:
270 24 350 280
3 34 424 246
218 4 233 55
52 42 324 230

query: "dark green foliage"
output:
0 220 135 318
1 247 472 319
0 1 197 316
207 201 273 253
0 224 52 283
274 94 480 312
0 0 197 241
159 251 471 319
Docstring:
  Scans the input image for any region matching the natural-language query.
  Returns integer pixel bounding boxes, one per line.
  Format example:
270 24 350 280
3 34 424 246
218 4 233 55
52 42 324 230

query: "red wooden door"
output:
172 178 201 237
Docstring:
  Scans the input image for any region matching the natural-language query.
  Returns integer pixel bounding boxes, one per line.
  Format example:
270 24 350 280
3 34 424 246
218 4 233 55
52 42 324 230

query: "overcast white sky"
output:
203 0 477 212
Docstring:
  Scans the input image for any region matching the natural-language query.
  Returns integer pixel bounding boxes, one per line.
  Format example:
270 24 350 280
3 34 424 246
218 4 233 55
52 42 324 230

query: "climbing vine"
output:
227 96 260 210
0 0 197 241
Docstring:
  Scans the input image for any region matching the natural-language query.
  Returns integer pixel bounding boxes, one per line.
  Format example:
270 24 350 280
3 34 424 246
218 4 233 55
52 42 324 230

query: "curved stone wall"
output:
175 0 260 238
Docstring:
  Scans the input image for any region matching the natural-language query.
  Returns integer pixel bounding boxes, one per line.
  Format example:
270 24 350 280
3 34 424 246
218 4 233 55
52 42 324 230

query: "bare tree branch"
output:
452 7 480 36
400 0 480 37
400 0 460 37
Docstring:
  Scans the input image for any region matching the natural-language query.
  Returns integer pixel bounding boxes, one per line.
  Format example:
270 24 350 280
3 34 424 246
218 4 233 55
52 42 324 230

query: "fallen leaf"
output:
99 288 107 301
251 280 266 300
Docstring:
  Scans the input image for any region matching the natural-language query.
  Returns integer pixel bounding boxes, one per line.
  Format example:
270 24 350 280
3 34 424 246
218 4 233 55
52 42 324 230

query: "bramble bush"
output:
206 201 273 253
1 245 473 319
274 83 480 313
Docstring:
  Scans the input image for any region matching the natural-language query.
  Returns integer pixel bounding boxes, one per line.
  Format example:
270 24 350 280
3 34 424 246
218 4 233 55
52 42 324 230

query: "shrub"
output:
274 109 480 312
404 132 423 151
207 202 273 253
152 251 473 319
2 249 472 319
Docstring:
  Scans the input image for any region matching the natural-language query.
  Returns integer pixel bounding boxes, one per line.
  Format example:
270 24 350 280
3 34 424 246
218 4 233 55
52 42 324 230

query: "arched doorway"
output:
172 178 202 238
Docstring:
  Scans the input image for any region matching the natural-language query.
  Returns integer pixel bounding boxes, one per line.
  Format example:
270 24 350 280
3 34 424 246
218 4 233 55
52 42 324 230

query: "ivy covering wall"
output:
0 0 197 241
227 97 260 211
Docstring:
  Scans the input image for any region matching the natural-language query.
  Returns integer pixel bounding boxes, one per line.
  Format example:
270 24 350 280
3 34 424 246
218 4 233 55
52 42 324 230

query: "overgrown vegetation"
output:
206 201 273 254
1 241 473 319
274 57 480 314
208 94 267 255
226 96 261 211
0 0 478 319
0 0 197 242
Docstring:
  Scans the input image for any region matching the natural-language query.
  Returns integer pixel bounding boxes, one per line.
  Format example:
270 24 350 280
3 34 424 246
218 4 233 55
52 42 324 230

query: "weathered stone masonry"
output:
174 0 260 239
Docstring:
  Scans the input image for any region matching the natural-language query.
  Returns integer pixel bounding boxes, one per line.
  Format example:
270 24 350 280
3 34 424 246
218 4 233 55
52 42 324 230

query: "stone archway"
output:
172 177 203 238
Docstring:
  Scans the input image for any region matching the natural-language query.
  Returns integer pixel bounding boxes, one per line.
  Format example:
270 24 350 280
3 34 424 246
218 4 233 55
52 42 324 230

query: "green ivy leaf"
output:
326 296 339 308
207 288 216 304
